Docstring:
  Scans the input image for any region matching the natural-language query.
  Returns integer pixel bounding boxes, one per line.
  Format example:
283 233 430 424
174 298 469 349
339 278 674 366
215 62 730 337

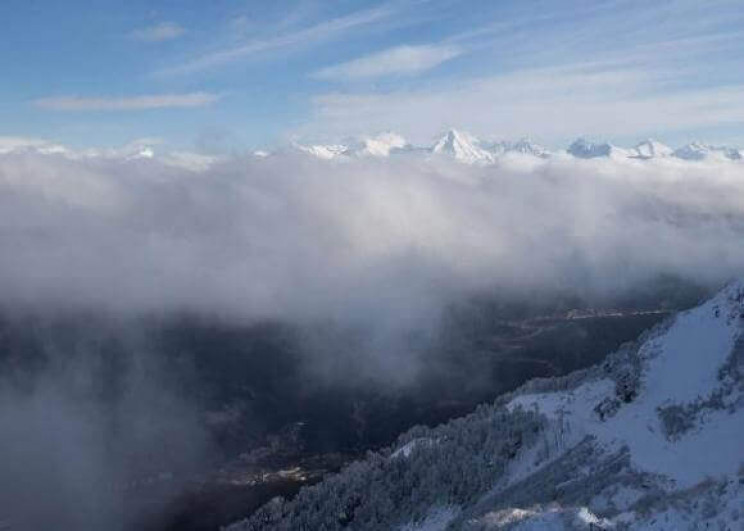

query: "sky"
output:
2 0 744 151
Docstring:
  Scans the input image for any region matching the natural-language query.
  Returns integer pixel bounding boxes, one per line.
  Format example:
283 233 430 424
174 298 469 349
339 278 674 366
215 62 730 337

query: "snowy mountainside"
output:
0 136 221 171
287 130 554 164
631 139 674 159
567 138 631 159
227 281 744 530
288 131 742 164
430 129 496 164
503 138 551 158
294 142 349 160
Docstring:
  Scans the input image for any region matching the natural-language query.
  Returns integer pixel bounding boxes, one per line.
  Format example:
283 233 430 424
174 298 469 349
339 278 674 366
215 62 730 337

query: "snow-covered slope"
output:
228 281 744 530
431 129 496 164
289 132 415 160
567 138 632 159
504 138 551 158
294 142 349 160
632 139 674 159
483 138 551 159
429 132 552 163
0 136 222 170
289 131 552 163
509 282 743 481
287 133 744 164
463 279 744 529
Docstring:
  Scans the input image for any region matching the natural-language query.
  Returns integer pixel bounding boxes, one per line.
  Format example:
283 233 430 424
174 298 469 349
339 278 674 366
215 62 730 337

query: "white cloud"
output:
302 63 744 144
1 147 743 324
34 92 220 111
290 0 744 143
2 144 744 397
313 44 462 81
0 136 67 154
130 21 185 42
157 4 398 76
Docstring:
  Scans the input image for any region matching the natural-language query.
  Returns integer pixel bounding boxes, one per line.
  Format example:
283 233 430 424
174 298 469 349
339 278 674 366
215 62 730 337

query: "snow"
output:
632 139 673 159
429 131 551 164
567 138 631 159
506 138 551 158
224 283 744 531
294 143 349 160
431 129 495 164
391 437 435 459
7 130 742 167
478 505 613 530
508 280 744 489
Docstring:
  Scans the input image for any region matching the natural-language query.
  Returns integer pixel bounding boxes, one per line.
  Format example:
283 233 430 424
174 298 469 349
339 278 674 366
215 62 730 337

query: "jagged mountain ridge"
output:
291 131 742 164
3 132 742 167
228 281 744 530
294 130 552 164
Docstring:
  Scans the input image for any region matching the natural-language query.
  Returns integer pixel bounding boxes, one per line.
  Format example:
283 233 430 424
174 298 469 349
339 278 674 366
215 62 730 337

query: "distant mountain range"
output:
2 131 742 169
289 130 743 165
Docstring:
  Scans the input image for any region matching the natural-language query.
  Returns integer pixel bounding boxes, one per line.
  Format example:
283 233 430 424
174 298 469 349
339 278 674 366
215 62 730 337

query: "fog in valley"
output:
1 150 743 529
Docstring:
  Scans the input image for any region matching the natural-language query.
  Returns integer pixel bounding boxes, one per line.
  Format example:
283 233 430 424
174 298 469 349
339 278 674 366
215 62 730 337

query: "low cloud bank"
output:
0 317 209 530
1 151 742 322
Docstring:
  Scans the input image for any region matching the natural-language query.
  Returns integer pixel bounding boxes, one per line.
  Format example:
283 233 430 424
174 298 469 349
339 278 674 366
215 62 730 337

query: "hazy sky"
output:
2 0 744 150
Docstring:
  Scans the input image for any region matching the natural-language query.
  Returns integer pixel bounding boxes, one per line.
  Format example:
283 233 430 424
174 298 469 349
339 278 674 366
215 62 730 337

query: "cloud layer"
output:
305 65 744 143
157 3 398 77
1 147 743 528
313 44 462 80
130 22 186 42
1 149 743 325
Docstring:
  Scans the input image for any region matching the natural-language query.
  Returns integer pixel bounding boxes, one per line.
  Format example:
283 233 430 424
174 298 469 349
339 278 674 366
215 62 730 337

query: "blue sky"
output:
2 0 744 151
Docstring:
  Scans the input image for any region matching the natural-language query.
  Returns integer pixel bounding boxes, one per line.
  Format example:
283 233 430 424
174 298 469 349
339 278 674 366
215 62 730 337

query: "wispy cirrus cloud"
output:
130 22 186 42
303 62 744 143
157 3 400 77
298 0 744 144
313 44 462 81
34 92 220 111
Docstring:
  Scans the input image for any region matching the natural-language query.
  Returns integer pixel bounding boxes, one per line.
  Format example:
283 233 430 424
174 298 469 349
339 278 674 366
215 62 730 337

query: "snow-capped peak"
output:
489 137 550 158
503 137 551 158
289 132 412 160
567 138 630 159
257 131 744 165
632 138 673 159
431 129 495 164
293 142 349 160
